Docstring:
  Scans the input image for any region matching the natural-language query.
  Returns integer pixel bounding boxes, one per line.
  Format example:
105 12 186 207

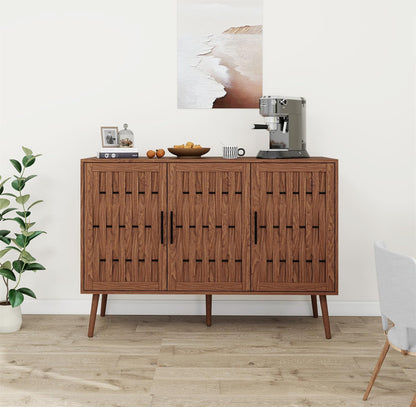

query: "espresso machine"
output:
253 96 309 158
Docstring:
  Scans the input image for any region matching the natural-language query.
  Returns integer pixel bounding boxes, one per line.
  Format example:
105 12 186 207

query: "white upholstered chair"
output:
363 241 416 404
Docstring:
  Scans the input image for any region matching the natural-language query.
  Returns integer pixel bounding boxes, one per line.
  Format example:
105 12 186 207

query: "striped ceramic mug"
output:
222 146 246 159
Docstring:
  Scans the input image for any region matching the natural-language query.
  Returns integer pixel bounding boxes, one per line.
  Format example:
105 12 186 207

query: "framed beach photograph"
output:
101 127 119 147
177 0 263 109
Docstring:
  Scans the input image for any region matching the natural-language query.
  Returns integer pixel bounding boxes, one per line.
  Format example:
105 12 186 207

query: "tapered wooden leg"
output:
206 294 212 327
363 339 390 401
319 295 331 339
88 294 100 338
410 393 416 407
100 294 108 317
311 295 318 318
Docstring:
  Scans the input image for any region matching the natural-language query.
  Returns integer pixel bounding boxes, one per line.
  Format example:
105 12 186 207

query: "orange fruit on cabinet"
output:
156 149 165 158
146 150 156 158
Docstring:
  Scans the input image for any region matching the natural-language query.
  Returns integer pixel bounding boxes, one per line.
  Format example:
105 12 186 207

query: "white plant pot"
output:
0 303 22 333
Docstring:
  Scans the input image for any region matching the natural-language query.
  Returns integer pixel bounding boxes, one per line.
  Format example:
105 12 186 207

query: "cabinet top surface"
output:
81 156 337 164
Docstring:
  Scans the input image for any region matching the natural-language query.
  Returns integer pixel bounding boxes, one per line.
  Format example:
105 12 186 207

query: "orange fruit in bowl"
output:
156 149 165 158
147 150 156 158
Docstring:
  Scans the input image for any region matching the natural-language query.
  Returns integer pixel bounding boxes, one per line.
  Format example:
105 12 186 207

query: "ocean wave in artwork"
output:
177 34 227 109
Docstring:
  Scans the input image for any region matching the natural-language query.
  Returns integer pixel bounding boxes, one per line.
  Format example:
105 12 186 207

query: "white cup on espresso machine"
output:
223 146 245 159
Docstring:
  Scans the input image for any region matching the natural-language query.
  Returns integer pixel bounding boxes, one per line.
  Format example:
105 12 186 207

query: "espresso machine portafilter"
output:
253 96 309 159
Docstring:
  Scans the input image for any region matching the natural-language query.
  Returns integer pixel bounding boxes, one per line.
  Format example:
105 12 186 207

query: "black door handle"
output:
161 211 164 244
170 211 173 244
254 211 258 244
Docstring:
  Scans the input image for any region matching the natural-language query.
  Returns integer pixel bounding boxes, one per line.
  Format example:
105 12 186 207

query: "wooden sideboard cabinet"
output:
81 157 338 338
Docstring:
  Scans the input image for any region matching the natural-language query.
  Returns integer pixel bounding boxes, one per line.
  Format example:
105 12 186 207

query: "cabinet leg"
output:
100 294 108 317
206 294 212 327
88 294 100 338
311 295 318 318
319 295 331 339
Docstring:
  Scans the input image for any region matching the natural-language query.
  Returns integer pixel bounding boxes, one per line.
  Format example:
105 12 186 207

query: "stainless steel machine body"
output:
253 96 309 159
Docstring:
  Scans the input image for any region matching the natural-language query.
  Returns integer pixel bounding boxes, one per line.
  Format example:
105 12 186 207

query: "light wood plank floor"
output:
0 315 415 406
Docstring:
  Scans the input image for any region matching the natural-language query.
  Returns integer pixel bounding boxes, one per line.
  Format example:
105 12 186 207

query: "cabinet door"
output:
168 163 250 291
251 163 337 293
82 163 167 291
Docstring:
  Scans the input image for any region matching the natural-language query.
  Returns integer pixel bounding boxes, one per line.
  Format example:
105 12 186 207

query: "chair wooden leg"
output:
319 295 331 339
206 294 212 327
363 339 390 401
100 294 108 317
88 294 100 338
410 393 416 407
311 295 318 318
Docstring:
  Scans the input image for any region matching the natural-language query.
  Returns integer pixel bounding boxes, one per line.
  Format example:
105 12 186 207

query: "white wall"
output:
0 0 414 316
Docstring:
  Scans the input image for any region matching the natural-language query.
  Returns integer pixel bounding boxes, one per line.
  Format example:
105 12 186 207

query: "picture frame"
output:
101 127 119 147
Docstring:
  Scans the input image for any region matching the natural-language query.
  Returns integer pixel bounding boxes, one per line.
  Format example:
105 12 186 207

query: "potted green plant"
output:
0 147 45 333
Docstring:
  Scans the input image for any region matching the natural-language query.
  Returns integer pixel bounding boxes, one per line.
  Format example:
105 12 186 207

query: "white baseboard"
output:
20 297 381 316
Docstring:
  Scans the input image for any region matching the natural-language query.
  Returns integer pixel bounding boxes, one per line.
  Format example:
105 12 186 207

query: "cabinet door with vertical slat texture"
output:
82 162 167 292
168 163 250 291
251 162 337 293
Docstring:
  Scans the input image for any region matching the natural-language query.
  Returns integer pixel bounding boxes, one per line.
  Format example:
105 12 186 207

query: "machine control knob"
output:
279 99 287 106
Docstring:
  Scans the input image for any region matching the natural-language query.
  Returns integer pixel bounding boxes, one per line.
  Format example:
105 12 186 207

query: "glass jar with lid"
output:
118 123 134 147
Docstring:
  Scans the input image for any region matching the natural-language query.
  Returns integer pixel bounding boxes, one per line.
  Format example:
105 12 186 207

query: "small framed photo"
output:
101 127 119 147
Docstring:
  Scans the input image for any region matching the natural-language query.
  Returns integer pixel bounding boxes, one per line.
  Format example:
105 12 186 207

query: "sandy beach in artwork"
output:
209 26 262 108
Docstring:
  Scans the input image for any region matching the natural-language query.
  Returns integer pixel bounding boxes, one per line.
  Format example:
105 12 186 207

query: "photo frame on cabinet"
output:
101 127 119 147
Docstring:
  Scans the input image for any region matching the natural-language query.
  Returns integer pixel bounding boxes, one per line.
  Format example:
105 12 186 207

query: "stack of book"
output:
97 148 139 159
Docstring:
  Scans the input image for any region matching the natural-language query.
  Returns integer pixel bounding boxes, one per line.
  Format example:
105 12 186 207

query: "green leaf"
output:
10 159 22 173
12 179 25 192
1 208 17 217
20 250 35 262
14 217 26 230
2 193 17 198
0 177 10 189
24 175 37 183
0 230 10 237
0 268 16 281
16 194 30 205
0 186 3 194
27 200 43 210
0 248 11 258
6 245 21 253
16 211 31 218
22 155 36 168
13 260 25 273
2 261 11 270
25 262 45 271
0 198 10 210
18 287 36 299
27 230 45 243
9 289 24 307
0 237 11 244
15 234 27 248
22 146 33 156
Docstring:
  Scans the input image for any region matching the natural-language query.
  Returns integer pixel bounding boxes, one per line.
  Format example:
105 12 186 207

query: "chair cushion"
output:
387 326 416 352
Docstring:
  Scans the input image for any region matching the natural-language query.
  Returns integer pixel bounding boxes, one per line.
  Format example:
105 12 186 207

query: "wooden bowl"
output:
168 147 210 158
